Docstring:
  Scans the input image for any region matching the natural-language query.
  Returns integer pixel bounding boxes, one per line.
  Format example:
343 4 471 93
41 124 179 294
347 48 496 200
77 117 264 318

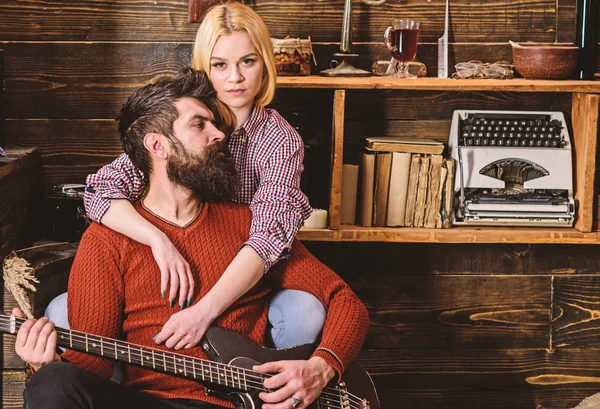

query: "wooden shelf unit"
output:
276 76 600 243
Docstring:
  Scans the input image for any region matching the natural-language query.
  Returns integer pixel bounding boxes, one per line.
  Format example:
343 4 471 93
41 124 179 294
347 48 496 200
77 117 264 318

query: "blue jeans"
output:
46 289 326 349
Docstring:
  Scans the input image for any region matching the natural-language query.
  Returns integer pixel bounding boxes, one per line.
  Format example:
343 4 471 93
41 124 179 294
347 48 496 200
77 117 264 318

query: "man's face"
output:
165 98 238 202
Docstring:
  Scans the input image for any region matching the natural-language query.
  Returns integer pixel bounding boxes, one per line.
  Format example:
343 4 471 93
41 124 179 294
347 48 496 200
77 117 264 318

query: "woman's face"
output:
209 31 265 114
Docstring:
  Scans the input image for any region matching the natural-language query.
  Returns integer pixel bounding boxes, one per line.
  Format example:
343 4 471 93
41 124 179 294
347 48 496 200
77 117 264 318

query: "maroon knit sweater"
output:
62 201 369 406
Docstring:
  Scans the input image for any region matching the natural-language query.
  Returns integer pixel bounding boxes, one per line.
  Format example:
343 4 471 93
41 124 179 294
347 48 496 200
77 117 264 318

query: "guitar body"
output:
201 327 380 409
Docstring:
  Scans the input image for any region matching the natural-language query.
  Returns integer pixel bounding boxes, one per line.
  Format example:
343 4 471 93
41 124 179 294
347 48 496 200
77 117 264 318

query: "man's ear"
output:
143 133 169 160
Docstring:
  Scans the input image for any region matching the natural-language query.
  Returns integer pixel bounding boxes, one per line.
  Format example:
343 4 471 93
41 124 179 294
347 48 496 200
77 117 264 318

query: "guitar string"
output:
0 319 365 408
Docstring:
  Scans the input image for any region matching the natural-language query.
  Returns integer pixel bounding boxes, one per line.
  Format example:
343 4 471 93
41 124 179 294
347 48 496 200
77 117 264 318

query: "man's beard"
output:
166 140 238 202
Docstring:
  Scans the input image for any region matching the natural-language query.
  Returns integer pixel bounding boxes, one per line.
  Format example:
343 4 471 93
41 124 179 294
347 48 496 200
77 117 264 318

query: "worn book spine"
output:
386 152 411 226
341 164 359 225
414 155 431 228
442 158 456 228
373 152 393 227
435 166 448 228
404 154 421 227
366 143 444 155
424 155 444 228
359 152 376 227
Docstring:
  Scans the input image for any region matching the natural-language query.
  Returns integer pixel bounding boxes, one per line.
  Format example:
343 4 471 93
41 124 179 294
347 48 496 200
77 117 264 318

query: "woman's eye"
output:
242 58 255 66
212 62 226 69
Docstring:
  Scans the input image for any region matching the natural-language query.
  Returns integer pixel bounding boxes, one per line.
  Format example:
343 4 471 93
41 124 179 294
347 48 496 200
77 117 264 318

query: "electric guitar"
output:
0 313 379 409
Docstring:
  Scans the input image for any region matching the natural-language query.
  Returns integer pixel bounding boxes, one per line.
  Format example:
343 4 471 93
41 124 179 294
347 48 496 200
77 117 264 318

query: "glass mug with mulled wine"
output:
384 19 420 79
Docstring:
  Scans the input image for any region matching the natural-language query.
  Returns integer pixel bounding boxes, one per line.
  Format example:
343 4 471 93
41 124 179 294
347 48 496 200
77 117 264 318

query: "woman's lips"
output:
227 89 245 96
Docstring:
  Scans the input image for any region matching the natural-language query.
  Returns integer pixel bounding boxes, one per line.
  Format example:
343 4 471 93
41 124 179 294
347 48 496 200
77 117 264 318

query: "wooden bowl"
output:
511 42 579 80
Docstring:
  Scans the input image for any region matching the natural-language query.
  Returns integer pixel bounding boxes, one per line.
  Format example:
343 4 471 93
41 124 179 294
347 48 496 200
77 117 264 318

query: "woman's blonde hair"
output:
192 2 277 110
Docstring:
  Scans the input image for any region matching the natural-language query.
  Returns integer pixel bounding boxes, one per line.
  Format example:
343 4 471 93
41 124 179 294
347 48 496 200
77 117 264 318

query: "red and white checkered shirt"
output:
84 106 312 271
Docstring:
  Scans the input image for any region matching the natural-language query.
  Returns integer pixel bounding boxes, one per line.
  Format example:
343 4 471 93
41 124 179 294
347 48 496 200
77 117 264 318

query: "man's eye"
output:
195 122 204 129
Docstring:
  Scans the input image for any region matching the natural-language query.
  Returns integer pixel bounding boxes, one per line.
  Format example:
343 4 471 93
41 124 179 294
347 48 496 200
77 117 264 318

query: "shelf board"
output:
277 76 600 93
297 225 600 244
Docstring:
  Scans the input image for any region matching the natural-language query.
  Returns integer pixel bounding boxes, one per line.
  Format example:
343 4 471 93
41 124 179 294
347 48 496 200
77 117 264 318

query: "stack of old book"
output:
342 137 456 229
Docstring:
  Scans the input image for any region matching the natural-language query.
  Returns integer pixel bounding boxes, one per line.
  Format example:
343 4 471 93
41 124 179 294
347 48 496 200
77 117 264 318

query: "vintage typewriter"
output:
448 110 575 227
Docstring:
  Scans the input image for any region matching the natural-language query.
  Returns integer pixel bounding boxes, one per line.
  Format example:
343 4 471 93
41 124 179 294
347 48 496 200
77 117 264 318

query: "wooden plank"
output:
353 275 551 349
0 0 560 43
297 225 600 243
0 148 41 260
357 348 600 409
278 76 600 93
1 370 28 409
553 276 600 348
329 90 345 230
572 93 600 232
188 0 222 23
557 0 577 43
3 119 122 193
1 42 192 119
303 241 600 276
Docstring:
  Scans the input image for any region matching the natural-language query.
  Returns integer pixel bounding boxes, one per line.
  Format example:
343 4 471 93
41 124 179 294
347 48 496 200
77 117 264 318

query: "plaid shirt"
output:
84 106 312 271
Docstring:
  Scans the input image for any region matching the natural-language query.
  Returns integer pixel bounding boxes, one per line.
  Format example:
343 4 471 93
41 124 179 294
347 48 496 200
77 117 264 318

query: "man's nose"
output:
209 126 225 143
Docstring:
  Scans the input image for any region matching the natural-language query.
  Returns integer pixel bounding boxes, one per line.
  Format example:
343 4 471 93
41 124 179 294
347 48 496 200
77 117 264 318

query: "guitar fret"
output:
173 355 177 374
163 353 167 372
114 341 117 359
100 337 103 356
152 350 156 369
69 330 73 348
243 367 247 391
85 334 89 352
224 365 227 387
183 357 187 377
127 344 131 363
192 359 196 379
141 348 143 366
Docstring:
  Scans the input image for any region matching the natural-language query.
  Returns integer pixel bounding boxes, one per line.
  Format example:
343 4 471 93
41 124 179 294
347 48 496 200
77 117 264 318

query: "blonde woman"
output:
46 1 326 360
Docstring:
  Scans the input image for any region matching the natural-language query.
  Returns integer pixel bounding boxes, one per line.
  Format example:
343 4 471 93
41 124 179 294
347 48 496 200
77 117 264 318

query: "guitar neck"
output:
0 314 267 394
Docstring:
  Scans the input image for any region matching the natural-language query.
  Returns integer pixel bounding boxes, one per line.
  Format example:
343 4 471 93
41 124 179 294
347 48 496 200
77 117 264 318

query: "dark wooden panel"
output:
557 0 577 43
2 43 191 119
354 274 551 350
0 0 561 43
303 242 600 277
0 148 42 260
358 348 600 409
4 120 121 193
1 370 27 409
553 276 600 348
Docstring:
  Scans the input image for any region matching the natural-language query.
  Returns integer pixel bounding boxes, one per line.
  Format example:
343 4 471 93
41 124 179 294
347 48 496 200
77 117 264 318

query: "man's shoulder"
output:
80 222 125 249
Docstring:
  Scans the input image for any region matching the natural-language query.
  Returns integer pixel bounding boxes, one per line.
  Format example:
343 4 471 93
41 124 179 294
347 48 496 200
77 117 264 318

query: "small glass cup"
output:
384 20 420 79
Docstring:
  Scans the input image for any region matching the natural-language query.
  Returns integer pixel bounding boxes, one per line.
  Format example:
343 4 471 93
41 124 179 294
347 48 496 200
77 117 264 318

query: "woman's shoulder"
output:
258 107 303 148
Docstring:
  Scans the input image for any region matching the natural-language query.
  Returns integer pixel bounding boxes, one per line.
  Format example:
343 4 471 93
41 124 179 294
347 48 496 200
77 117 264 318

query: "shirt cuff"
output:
84 185 130 224
241 234 292 273
311 348 344 383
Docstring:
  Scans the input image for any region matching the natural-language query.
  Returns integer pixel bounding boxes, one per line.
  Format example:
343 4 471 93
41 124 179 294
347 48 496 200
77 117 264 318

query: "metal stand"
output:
320 0 386 77
321 53 372 77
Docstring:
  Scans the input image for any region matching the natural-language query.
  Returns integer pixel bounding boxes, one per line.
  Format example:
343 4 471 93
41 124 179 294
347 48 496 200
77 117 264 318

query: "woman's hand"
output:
150 233 195 309
253 357 335 409
154 301 215 349
13 308 61 372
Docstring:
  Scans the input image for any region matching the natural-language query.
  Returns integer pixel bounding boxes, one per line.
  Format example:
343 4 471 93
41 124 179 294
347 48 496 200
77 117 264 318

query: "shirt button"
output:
241 137 247 143
269 254 277 261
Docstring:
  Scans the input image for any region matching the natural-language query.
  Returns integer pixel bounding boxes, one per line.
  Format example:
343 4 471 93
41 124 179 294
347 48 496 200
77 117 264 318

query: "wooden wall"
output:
1 1 600 408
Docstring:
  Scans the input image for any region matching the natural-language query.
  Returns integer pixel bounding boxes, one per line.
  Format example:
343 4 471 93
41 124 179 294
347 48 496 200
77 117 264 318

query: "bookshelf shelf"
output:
277 77 600 242
297 226 600 243
277 76 600 93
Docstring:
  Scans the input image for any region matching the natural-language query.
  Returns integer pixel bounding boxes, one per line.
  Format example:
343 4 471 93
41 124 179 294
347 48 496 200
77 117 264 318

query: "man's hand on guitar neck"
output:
254 356 336 409
12 308 62 372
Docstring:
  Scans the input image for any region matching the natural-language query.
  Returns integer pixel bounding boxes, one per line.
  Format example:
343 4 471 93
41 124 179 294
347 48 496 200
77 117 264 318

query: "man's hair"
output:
117 68 220 177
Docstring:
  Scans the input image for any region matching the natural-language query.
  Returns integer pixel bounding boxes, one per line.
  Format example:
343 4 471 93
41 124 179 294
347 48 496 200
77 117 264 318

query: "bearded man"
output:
13 68 369 409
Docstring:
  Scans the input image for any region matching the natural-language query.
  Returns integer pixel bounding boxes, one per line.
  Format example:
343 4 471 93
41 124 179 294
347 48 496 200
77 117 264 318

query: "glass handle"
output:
384 26 395 52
